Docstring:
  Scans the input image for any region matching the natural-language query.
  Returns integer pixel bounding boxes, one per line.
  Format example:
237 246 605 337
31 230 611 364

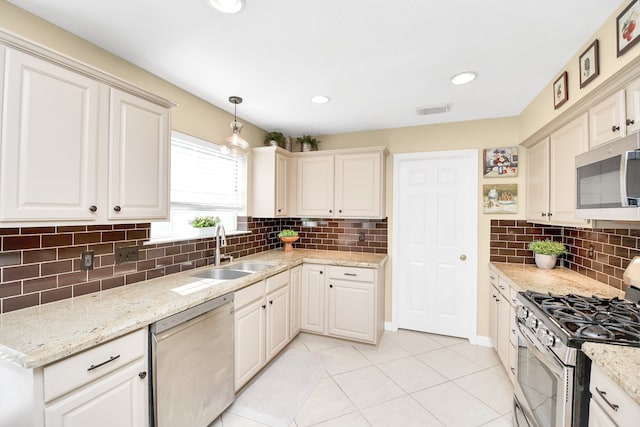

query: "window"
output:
151 131 247 241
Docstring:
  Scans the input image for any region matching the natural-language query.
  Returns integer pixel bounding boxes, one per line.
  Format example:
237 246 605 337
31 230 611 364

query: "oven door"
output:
515 322 573 427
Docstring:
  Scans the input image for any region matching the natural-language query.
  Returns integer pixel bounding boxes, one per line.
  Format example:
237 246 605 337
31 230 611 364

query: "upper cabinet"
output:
0 45 172 225
589 90 626 149
526 113 590 226
252 146 293 217
296 147 387 219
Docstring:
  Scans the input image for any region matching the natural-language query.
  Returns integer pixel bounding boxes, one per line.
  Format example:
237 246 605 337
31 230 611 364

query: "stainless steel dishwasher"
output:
150 293 234 427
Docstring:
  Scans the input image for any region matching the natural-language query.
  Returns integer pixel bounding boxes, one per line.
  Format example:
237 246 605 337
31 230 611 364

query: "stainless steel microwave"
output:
575 133 640 220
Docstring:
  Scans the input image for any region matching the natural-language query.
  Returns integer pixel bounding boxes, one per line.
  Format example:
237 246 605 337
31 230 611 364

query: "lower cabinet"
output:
234 270 291 391
488 265 517 382
588 362 640 427
290 265 302 337
301 264 384 345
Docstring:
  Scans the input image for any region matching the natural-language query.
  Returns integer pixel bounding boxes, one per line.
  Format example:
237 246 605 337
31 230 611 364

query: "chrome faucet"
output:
214 224 227 266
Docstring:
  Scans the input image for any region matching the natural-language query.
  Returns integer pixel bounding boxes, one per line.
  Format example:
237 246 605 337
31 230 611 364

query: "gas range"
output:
516 290 640 365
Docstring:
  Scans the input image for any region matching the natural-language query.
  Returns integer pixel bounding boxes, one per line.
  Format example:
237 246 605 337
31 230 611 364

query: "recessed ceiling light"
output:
450 71 477 85
208 0 245 14
311 95 330 104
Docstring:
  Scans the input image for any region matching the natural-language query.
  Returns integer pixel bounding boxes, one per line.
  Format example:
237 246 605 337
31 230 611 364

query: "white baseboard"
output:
384 322 398 332
472 335 494 348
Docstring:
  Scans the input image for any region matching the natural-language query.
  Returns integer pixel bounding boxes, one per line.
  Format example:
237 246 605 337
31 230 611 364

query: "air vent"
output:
416 104 451 116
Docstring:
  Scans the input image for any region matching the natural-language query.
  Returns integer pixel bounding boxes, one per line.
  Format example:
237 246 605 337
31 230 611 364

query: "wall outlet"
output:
80 251 94 271
115 246 139 264
358 232 365 242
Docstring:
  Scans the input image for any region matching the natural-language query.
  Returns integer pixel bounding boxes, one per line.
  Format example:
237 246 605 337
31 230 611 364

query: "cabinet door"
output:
44 359 148 427
497 293 511 370
266 285 290 360
626 77 640 135
588 400 616 427
525 137 550 223
549 113 590 226
334 151 383 218
234 298 266 391
327 279 375 342
488 284 499 349
275 152 289 216
0 48 105 222
297 156 334 217
109 89 169 220
290 266 302 337
589 90 626 148
300 264 326 333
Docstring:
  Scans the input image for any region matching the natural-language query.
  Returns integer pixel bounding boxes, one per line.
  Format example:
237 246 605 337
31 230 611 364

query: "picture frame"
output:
483 147 518 177
579 40 599 88
483 184 518 214
553 71 568 110
617 0 640 57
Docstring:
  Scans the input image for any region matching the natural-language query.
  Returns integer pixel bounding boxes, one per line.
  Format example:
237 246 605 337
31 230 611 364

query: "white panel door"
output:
0 48 105 221
109 89 169 220
393 150 478 338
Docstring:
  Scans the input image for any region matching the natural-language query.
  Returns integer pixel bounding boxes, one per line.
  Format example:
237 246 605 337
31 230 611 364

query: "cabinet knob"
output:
627 118 636 126
329 209 332 213
548 212 553 217
338 209 342 213
89 205 97 212
459 254 467 261
329 284 333 288
277 209 282 212
269 300 273 305
113 205 122 212
541 212 547 217
138 371 147 379
319 271 323 275
262 304 266 309
612 125 621 132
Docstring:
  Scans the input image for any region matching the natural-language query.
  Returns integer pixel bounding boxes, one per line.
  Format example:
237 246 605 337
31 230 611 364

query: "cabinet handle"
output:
627 118 635 126
612 125 621 132
89 205 98 212
510 367 516 375
499 285 505 290
344 273 357 277
113 205 122 212
489 275 496 280
596 387 620 412
138 371 147 379
87 354 120 372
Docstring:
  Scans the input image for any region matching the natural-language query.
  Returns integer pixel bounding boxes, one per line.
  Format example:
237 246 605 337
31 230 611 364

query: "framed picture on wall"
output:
483 184 518 214
483 147 518 177
553 71 568 109
579 40 599 88
617 0 640 57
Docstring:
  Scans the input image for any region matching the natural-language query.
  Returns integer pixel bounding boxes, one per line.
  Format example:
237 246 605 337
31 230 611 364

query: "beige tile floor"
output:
216 330 514 427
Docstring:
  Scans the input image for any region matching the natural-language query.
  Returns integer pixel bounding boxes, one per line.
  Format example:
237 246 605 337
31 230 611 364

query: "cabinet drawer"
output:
328 266 374 282
43 328 145 402
488 269 499 287
235 280 266 308
509 286 519 307
266 270 289 293
590 362 640 424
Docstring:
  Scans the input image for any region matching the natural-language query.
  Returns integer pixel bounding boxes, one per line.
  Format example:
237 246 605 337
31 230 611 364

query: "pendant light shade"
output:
224 96 249 155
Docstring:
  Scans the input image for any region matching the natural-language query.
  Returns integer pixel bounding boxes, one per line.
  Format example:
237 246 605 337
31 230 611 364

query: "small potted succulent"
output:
296 135 321 152
528 239 567 269
189 216 220 237
278 229 299 252
264 131 286 147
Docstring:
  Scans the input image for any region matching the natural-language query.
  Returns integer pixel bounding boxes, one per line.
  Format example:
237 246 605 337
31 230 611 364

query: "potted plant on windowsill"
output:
296 135 321 152
264 131 286 147
278 229 299 251
528 239 567 269
189 216 221 237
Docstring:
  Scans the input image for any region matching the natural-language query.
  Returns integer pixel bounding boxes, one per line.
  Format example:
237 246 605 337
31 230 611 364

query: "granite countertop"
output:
490 262 624 299
0 249 387 369
582 342 640 405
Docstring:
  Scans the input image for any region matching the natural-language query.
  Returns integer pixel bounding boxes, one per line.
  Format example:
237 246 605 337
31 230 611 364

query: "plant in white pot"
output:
189 215 220 237
528 239 567 269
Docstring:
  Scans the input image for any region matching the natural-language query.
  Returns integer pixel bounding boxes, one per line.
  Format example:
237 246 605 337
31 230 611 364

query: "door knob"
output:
459 254 467 261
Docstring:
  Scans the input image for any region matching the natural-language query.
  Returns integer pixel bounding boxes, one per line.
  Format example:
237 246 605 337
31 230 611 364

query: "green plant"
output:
278 229 299 238
189 216 221 228
528 239 567 256
264 131 286 147
295 135 321 150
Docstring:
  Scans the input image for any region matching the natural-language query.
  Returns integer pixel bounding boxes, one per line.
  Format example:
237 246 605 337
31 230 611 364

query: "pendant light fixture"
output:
224 95 249 155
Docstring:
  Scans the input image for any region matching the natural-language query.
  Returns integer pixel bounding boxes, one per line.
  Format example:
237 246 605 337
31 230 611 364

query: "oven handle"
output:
516 321 564 379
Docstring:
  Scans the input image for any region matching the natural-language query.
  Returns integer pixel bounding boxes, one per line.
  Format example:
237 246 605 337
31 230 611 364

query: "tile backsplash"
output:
490 220 640 290
0 217 387 313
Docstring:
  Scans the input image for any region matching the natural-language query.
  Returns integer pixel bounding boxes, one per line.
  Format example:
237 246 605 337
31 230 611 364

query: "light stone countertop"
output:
490 262 624 299
0 249 387 369
582 343 640 405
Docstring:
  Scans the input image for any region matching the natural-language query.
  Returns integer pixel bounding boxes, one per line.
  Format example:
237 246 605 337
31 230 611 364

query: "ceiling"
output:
7 0 622 136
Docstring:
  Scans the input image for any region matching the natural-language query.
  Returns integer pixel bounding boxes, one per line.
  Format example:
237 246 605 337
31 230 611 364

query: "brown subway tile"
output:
42 233 73 247
22 226 56 235
23 276 57 293
42 287 73 304
3 293 39 313
3 264 39 282
58 245 88 260
74 281 101 297
0 281 21 298
102 231 126 242
126 272 146 285
41 260 73 276
23 249 57 264
0 252 21 267
58 271 87 287
102 276 124 290
0 227 20 236
3 235 41 251
74 232 102 245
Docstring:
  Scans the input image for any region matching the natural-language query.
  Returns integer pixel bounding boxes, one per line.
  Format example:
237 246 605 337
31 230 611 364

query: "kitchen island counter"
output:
583 342 640 405
0 249 387 369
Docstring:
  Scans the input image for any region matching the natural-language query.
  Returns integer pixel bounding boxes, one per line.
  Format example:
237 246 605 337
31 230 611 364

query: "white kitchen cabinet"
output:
301 264 384 344
625 77 640 135
0 46 171 225
589 90 626 149
290 265 302 337
251 146 293 217
525 113 590 226
0 328 148 427
108 89 169 220
296 147 387 219
234 270 291 391
488 265 517 383
589 362 640 427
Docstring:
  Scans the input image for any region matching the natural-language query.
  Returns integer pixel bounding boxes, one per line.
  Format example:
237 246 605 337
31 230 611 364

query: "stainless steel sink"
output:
191 269 253 280
228 262 276 272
